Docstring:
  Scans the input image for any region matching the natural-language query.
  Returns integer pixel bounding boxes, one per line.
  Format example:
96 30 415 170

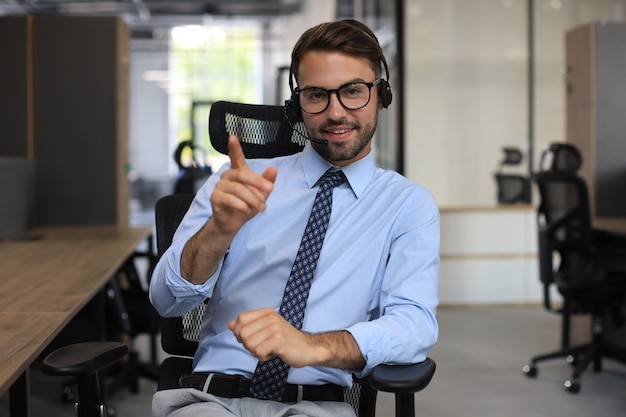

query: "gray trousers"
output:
152 388 357 417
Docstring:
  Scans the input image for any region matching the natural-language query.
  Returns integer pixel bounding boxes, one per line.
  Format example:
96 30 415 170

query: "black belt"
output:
180 373 344 403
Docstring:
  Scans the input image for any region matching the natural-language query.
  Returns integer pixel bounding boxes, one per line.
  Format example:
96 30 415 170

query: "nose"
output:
326 91 348 118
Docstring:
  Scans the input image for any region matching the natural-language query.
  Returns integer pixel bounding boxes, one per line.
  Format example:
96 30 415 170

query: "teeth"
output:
329 129 350 134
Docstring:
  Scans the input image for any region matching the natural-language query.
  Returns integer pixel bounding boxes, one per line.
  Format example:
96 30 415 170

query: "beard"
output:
309 116 378 163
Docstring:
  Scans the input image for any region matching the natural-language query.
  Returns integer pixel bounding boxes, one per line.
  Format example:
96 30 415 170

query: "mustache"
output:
319 119 360 131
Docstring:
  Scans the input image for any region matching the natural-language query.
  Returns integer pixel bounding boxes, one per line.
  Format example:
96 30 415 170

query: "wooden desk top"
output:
0 225 152 395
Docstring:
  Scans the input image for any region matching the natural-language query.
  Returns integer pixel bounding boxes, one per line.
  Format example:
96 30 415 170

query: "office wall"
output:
404 0 528 207
439 207 543 305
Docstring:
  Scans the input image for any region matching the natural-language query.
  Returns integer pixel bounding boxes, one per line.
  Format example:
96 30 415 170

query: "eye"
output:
302 88 327 102
341 83 366 97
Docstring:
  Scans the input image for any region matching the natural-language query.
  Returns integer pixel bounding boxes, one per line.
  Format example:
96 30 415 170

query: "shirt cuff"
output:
164 243 222 298
345 321 389 377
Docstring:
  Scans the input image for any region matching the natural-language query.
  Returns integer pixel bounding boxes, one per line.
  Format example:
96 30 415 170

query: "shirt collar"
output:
300 143 375 198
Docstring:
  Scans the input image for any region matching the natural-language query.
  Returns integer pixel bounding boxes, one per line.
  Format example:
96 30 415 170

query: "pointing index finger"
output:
228 135 247 169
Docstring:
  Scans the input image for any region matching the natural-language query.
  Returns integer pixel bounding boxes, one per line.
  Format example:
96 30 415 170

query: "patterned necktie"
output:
249 169 346 401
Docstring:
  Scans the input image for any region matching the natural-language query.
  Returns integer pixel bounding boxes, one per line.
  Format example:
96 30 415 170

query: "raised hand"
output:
180 135 277 284
210 135 278 235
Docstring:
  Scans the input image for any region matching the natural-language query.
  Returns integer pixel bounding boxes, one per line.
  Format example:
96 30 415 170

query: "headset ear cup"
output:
379 79 392 108
284 94 303 122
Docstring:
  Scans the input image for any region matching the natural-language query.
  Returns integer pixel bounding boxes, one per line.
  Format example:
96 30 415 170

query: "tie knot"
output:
319 170 345 188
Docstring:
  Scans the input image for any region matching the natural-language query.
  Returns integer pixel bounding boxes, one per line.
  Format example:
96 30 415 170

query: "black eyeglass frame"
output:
294 79 382 114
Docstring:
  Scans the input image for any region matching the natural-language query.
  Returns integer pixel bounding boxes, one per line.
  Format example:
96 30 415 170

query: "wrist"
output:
181 218 233 284
307 331 365 370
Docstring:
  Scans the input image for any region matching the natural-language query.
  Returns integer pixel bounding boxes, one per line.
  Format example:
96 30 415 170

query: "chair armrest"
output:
41 341 128 376
367 358 436 393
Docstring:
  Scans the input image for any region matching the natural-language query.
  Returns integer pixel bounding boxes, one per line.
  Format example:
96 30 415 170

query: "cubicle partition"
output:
0 158 34 240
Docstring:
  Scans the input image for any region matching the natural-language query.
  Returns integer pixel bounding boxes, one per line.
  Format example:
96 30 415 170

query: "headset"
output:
284 56 393 124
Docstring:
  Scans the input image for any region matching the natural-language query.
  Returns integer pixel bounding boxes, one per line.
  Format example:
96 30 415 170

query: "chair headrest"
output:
500 147 523 165
539 143 582 174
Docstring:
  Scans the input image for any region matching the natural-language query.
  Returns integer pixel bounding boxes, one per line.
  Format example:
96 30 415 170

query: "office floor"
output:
2 306 625 417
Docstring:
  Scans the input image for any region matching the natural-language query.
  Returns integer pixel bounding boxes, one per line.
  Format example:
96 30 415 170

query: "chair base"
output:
523 339 626 393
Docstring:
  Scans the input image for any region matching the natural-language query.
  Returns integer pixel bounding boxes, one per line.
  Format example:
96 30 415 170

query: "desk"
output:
0 225 151 415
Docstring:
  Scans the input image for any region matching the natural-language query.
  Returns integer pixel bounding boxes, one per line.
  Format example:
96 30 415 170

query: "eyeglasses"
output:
295 79 381 114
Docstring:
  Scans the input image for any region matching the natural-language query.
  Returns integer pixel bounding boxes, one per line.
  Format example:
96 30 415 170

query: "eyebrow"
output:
298 78 369 90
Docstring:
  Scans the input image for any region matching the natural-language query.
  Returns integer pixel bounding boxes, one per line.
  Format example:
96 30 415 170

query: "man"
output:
150 19 439 417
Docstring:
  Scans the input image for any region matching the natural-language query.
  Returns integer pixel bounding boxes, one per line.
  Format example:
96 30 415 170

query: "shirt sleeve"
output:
346 189 440 377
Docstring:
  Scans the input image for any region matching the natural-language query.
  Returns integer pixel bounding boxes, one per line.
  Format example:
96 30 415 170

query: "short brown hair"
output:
290 19 386 85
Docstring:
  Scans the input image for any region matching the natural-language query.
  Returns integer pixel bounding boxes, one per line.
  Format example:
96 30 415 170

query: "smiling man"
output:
149 19 440 417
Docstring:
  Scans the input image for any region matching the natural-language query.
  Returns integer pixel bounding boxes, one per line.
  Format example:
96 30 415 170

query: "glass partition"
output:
404 0 626 207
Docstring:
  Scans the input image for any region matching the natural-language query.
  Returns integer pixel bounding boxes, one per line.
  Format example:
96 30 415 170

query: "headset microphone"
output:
304 135 330 146
283 102 329 146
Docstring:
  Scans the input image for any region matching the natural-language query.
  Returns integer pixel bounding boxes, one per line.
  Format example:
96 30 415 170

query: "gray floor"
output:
2 306 626 417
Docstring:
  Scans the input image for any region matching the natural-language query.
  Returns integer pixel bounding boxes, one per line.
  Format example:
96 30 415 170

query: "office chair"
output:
105 253 161 394
51 246 160 405
172 139 212 194
522 143 626 393
493 147 531 204
153 100 437 417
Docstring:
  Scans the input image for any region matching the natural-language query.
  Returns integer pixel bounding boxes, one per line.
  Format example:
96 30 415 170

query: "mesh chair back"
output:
532 161 598 313
494 147 531 204
534 143 589 286
494 174 531 204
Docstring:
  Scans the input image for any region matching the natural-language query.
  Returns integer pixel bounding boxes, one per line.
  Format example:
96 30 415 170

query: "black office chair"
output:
106 253 161 394
172 140 212 194
493 147 531 204
153 100 437 417
522 142 626 393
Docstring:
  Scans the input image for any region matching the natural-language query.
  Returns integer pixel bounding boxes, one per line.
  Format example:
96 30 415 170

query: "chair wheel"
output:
522 364 537 378
566 354 578 366
564 379 580 393
61 383 77 404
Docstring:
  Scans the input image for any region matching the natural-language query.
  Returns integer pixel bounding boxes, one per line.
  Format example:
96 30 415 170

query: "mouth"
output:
322 126 356 141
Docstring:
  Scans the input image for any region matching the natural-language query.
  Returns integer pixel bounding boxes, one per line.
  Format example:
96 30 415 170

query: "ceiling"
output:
0 0 308 49
0 1 363 51
0 0 305 17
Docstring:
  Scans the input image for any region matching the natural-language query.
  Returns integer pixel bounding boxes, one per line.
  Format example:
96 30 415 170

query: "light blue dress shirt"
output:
149 143 440 389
